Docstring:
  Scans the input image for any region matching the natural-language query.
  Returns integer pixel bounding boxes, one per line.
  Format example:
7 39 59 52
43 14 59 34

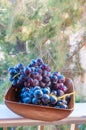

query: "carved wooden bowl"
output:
5 78 74 121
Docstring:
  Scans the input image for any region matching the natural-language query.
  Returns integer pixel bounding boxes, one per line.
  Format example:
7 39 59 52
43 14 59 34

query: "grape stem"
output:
50 91 76 100
57 91 76 100
13 73 20 79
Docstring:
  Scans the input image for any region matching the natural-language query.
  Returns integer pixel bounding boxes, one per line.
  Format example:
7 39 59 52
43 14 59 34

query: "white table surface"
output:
0 103 86 127
0 103 86 119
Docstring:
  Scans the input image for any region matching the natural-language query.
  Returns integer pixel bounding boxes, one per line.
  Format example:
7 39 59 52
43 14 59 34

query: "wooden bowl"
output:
5 78 75 121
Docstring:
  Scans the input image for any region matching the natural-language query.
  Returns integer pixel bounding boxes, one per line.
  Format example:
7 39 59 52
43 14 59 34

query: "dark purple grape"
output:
33 86 41 91
20 69 25 75
53 71 61 77
18 74 26 83
51 75 58 83
24 81 30 87
34 72 39 79
37 58 44 66
12 79 17 86
56 100 65 107
22 97 31 104
57 89 64 96
46 87 51 91
14 67 20 73
36 75 42 81
32 97 41 105
9 75 13 81
42 88 50 94
60 99 67 105
66 95 71 105
39 81 46 87
42 70 48 77
30 72 35 79
35 67 42 75
41 64 47 70
28 63 33 67
24 67 31 75
42 71 51 77
55 99 68 109
27 78 33 85
30 59 37 67
53 83 60 90
41 94 50 104
8 67 15 73
42 76 50 83
47 72 51 77
32 79 39 86
8 68 17 76
50 95 57 105
60 104 68 109
28 87 34 98
34 89 43 98
41 64 51 71
58 75 65 83
16 63 24 70
30 67 35 72
20 91 29 98
46 81 51 87
21 87 29 93
46 66 51 72
58 84 68 93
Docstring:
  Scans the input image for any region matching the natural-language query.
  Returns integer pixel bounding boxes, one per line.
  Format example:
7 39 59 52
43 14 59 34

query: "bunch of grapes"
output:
8 58 70 109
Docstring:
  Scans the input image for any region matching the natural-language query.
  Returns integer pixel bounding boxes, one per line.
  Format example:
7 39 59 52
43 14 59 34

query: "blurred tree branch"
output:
67 41 86 61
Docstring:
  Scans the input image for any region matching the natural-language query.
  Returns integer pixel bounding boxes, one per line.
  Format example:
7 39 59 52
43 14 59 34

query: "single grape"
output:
32 79 39 86
57 89 64 96
53 83 60 90
46 81 51 87
50 95 57 105
32 97 41 105
16 63 24 70
42 88 50 94
30 59 37 67
35 67 42 75
42 76 50 83
58 75 65 83
37 58 44 66
51 75 58 83
60 104 68 109
22 97 31 104
8 68 17 76
24 67 31 75
33 86 41 91
9 75 13 81
39 81 46 87
36 75 42 81
34 89 43 98
12 79 17 86
53 71 61 77
58 84 68 93
41 94 50 104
